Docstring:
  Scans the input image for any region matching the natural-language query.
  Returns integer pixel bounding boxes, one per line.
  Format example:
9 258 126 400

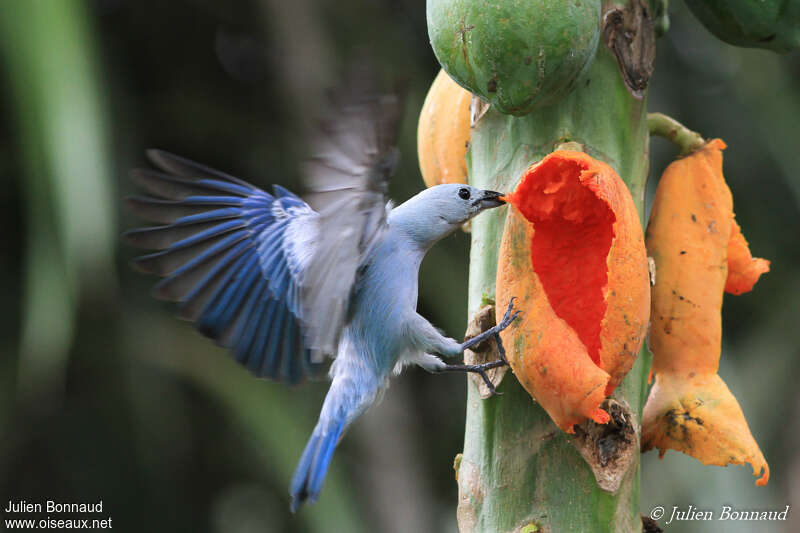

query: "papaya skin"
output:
497 206 611 433
726 219 770 295
646 139 733 377
642 373 769 486
496 151 649 432
642 139 770 485
417 69 472 187
685 0 800 54
427 0 600 116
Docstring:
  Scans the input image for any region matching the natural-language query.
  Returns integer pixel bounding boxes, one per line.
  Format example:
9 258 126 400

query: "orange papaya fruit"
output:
726 219 770 295
642 139 770 486
496 150 650 432
417 69 472 188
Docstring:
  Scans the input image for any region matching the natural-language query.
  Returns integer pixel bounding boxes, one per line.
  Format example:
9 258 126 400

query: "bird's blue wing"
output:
125 150 325 384
126 66 403 377
300 67 403 361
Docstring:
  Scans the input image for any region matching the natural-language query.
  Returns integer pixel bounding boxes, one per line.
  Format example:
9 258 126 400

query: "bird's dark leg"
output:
438 359 507 395
494 324 509 365
459 297 519 353
436 298 519 396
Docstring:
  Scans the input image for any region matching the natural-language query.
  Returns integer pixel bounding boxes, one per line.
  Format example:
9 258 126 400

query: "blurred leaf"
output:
131 316 366 533
0 0 116 406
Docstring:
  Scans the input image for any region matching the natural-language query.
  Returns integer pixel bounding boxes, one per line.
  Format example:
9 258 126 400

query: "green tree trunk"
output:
456 5 655 531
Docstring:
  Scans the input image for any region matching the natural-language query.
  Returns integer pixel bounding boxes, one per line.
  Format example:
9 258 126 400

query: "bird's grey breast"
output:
354 227 422 310
340 228 423 365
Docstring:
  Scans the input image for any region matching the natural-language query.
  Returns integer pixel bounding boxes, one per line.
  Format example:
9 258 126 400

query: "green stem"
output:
647 112 706 155
457 35 651 533
653 0 670 37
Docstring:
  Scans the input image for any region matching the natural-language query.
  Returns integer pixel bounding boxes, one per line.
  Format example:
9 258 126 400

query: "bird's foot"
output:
460 297 520 353
438 359 508 396
494 329 509 365
436 297 520 397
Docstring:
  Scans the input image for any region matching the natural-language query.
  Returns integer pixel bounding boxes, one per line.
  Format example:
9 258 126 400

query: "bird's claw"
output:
438 359 508 397
442 296 519 396
476 368 502 396
473 298 519 395
496 297 520 331
494 332 508 365
478 298 520 342
459 297 520 356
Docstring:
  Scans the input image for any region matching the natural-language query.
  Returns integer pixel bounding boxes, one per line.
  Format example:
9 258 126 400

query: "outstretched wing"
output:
300 69 403 361
126 67 403 376
124 150 325 384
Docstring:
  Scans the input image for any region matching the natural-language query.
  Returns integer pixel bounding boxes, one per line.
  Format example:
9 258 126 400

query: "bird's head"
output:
389 184 506 247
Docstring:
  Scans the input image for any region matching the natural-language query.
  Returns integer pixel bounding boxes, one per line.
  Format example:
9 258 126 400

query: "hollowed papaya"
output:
496 150 649 432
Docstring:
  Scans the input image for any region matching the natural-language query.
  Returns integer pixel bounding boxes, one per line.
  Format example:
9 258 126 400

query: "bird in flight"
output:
124 65 518 511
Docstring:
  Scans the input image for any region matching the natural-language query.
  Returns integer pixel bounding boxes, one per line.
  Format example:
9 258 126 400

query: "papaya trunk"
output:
456 15 653 533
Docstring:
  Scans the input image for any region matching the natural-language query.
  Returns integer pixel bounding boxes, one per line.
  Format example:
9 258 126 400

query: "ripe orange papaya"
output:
496 150 650 432
642 139 770 486
726 219 770 295
417 69 472 188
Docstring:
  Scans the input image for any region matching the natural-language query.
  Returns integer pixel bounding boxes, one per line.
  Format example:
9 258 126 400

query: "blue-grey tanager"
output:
125 77 518 511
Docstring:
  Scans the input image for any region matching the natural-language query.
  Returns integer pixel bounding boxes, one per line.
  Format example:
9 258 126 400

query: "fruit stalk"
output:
647 112 706 155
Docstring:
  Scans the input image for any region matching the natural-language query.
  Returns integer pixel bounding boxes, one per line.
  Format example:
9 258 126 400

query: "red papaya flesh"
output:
496 151 650 432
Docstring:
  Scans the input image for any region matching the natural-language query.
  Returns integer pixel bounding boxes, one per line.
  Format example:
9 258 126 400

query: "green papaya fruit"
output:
427 0 600 116
685 0 800 53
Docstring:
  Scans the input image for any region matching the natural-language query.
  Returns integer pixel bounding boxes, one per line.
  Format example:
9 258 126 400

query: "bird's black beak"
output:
475 190 506 209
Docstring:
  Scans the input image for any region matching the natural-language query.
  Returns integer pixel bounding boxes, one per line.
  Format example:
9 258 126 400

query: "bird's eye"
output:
458 188 470 200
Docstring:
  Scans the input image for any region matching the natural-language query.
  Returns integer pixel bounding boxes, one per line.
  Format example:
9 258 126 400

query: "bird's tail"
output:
289 417 346 512
290 352 383 511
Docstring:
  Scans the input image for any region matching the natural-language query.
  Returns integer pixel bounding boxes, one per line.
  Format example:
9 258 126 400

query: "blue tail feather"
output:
290 420 345 512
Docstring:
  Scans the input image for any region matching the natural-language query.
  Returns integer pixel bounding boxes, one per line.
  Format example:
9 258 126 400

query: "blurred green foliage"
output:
0 1 797 532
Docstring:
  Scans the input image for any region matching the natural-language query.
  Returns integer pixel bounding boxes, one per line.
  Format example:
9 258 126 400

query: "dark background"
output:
0 1 797 532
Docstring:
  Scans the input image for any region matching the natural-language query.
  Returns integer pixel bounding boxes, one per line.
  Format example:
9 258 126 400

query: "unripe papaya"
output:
426 0 600 116
685 0 800 53
417 69 472 187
